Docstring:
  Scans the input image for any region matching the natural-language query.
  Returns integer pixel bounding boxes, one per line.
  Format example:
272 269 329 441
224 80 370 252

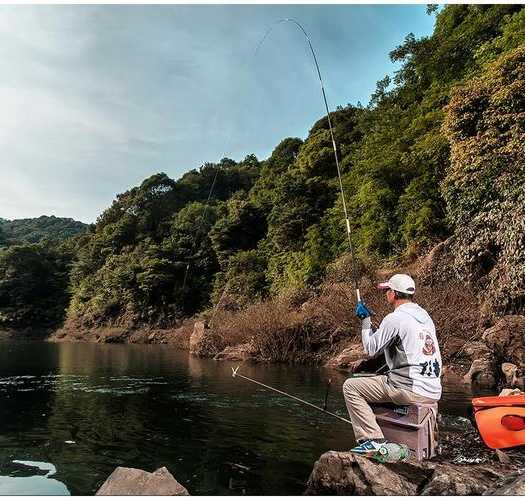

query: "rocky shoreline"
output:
14 290 525 496
305 451 525 495
45 315 525 496
38 240 525 387
46 313 525 389
95 455 524 496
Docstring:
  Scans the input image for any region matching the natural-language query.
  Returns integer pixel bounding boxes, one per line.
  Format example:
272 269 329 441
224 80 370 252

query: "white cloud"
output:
0 4 434 222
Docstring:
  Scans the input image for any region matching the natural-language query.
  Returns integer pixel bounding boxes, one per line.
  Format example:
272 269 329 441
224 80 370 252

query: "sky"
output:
0 4 436 223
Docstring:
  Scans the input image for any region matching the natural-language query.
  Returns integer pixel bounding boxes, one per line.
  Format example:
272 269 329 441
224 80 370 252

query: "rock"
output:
189 321 206 351
189 321 224 358
96 466 189 496
305 451 505 496
94 328 129 344
499 388 523 397
214 343 254 361
483 471 525 495
462 341 491 360
495 449 512 465
483 316 525 369
502 363 519 386
305 451 420 495
325 346 364 369
419 464 500 495
463 358 495 386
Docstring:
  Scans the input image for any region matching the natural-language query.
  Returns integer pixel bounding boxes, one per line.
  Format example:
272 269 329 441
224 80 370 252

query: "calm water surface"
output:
0 341 485 495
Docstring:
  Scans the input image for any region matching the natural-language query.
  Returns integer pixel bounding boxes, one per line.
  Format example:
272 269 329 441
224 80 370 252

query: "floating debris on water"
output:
226 462 251 472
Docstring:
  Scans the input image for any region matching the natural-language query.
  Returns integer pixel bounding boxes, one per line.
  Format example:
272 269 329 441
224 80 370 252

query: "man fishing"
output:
343 273 442 458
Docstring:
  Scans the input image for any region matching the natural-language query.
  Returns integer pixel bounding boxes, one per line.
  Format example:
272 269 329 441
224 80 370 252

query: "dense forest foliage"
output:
1 5 524 331
0 216 87 245
0 243 73 329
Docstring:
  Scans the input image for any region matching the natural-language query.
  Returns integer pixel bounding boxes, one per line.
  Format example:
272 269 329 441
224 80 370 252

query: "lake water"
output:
0 341 484 495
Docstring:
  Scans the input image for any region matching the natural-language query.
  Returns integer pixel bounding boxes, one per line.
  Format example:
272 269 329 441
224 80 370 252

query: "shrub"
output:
443 46 525 317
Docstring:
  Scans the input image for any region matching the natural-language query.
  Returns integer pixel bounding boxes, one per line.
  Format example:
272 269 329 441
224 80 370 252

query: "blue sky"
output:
0 5 436 223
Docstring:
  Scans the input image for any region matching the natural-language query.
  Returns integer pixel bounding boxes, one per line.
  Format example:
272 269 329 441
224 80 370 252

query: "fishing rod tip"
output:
232 366 239 377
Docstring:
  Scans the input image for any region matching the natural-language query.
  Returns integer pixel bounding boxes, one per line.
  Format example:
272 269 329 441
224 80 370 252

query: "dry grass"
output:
209 299 309 362
165 320 194 349
203 243 486 366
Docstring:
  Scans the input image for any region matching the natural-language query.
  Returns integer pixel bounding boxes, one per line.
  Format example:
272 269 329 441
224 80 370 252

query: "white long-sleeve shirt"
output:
361 302 442 400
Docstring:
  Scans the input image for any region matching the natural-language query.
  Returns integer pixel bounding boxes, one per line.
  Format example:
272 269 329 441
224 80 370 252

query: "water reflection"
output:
0 460 69 495
0 341 485 495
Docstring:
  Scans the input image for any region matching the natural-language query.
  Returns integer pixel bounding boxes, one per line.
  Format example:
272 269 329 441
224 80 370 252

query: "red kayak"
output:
472 395 525 449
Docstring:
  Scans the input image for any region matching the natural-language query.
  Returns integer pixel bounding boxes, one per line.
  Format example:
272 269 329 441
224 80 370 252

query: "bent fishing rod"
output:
257 18 362 302
187 19 364 315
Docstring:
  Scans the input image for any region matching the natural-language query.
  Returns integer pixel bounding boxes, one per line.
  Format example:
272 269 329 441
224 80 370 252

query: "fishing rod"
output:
232 366 352 425
256 18 362 302
186 19 364 316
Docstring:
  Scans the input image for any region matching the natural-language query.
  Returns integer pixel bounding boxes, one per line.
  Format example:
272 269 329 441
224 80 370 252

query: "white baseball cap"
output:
377 273 416 295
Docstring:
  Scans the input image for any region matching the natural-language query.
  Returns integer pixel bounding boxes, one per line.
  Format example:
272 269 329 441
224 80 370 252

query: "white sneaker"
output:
350 439 384 455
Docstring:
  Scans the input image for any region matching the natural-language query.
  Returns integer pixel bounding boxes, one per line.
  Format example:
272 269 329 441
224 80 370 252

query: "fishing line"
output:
180 165 221 291
232 366 352 425
231 365 387 425
179 78 245 293
185 18 364 318
256 18 361 301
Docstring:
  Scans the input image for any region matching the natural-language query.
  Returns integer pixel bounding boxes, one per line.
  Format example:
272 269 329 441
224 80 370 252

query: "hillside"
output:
1 5 524 345
0 215 87 245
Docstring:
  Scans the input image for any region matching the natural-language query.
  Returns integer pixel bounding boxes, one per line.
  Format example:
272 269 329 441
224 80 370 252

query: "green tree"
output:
0 244 71 329
212 249 268 307
0 224 7 247
443 46 525 316
210 194 267 266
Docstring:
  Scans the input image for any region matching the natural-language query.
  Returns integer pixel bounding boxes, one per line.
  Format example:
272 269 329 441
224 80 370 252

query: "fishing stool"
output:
371 402 439 461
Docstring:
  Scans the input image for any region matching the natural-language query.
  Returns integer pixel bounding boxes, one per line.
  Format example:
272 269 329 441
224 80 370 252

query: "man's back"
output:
382 302 442 400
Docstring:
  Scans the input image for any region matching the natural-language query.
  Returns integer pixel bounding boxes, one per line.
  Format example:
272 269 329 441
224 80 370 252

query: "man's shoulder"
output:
381 311 400 326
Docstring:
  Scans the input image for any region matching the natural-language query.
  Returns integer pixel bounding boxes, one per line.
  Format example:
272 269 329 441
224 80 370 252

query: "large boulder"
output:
305 451 504 496
462 341 491 360
325 345 364 369
463 358 496 386
96 466 189 495
501 363 520 386
189 321 224 358
305 451 421 495
482 316 525 370
419 463 500 495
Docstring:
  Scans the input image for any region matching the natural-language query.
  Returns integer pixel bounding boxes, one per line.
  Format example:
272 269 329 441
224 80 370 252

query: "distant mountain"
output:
0 215 88 245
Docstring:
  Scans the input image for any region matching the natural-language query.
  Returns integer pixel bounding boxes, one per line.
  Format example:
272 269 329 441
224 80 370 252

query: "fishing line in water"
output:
232 366 352 425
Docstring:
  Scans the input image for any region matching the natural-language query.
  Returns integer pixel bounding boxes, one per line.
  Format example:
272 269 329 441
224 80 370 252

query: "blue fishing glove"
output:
355 301 372 319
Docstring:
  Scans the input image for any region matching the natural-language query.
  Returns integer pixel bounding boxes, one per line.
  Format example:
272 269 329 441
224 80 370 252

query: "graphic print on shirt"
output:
419 358 441 377
418 330 440 377
421 332 436 356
